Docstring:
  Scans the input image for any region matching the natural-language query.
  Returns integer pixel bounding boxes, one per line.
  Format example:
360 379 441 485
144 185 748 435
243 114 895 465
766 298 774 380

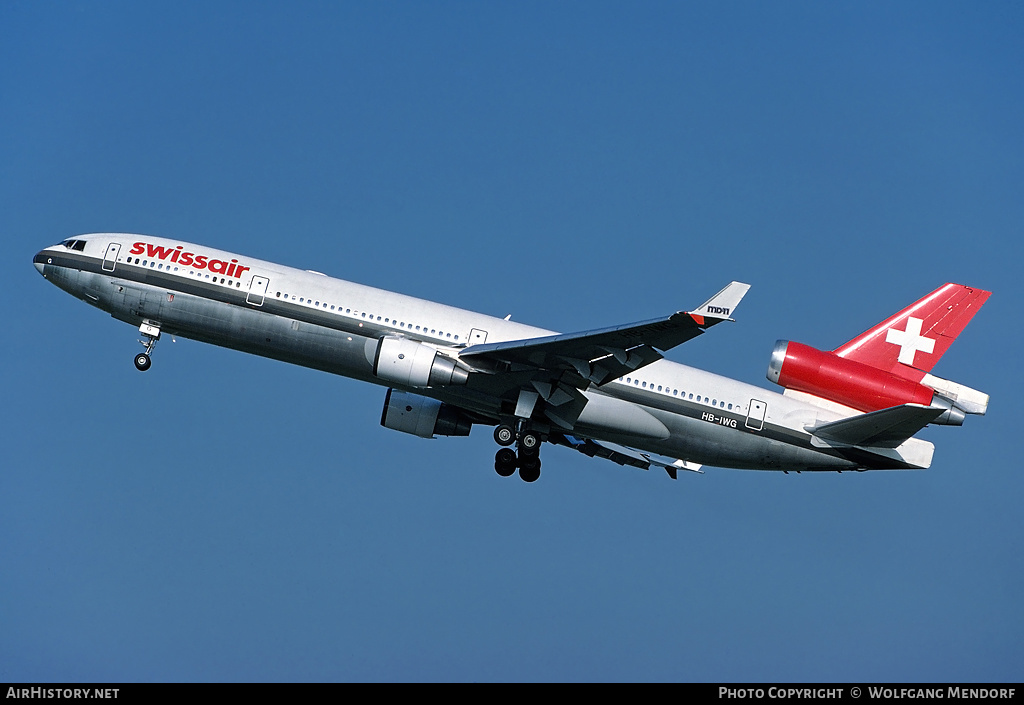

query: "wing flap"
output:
550 434 704 479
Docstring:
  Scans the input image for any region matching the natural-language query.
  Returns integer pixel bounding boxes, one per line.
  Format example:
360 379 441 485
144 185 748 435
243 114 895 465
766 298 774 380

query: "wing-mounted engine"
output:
372 336 471 388
380 389 473 439
766 340 981 426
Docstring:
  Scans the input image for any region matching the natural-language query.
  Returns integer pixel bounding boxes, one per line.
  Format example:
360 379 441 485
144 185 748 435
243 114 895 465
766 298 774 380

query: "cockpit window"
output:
59 239 87 251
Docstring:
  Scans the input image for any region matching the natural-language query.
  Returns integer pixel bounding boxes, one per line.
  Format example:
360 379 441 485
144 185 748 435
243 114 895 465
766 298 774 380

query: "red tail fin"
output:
832 283 990 380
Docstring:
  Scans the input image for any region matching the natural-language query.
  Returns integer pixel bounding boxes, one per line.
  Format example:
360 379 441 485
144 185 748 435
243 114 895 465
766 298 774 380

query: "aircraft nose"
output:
33 250 49 276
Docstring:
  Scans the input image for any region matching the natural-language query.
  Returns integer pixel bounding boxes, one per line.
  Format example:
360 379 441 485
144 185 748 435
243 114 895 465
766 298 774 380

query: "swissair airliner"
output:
34 234 990 482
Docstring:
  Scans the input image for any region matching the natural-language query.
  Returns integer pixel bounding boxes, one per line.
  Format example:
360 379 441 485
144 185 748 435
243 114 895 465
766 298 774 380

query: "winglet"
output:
692 281 751 321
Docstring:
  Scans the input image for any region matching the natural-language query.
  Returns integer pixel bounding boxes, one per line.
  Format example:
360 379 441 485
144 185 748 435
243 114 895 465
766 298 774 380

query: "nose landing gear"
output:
134 321 161 371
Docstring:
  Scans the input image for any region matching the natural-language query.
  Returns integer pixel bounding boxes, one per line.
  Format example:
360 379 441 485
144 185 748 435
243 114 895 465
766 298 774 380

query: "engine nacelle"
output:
380 389 473 439
767 340 964 425
373 336 470 388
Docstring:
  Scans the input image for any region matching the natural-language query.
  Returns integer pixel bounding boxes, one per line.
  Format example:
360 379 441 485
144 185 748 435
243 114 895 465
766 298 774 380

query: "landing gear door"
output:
247 276 269 306
746 399 767 431
102 243 120 272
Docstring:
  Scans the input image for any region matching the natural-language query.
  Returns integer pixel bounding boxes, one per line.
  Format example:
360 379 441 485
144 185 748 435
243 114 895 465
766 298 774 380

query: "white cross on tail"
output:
885 316 935 366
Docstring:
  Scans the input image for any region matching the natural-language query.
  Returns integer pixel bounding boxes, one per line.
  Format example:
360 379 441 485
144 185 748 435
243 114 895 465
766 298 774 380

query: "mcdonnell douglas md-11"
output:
34 234 990 482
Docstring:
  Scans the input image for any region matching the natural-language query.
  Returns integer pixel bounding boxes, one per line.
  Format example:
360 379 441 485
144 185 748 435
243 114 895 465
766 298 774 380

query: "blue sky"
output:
2 1 1022 682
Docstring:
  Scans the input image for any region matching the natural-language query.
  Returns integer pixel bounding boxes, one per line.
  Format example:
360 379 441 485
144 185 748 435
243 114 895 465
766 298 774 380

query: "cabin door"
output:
102 243 120 272
247 276 269 306
745 399 767 431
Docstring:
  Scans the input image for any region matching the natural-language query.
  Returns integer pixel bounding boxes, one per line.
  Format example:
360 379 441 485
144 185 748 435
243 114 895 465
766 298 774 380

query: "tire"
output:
519 431 540 453
134 353 151 371
493 424 516 446
519 460 541 483
494 448 517 477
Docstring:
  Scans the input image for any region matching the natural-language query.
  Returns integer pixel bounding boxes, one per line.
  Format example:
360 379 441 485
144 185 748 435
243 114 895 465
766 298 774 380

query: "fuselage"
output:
34 233 933 472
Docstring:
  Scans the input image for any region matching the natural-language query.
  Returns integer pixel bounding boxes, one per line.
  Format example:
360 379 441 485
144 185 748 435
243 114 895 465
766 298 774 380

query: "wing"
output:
460 281 750 387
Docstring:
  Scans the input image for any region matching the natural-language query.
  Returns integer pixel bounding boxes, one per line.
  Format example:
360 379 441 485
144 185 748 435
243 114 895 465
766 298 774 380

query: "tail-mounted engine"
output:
373 336 470 388
380 389 473 439
767 340 968 425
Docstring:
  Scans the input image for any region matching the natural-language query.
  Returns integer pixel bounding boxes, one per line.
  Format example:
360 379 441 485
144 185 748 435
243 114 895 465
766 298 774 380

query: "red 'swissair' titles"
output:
130 242 251 279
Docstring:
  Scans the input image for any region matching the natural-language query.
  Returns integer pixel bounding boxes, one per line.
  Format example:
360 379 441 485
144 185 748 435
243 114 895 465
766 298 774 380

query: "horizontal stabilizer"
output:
808 404 944 449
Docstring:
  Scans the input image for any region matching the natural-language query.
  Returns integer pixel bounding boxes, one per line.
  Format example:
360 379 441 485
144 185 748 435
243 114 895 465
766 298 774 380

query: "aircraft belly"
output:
100 281 378 381
638 408 856 471
177 301 378 379
573 393 670 440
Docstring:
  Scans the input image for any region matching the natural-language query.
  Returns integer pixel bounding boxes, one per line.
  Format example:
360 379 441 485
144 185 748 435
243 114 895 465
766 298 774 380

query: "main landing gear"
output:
134 321 161 372
493 423 543 483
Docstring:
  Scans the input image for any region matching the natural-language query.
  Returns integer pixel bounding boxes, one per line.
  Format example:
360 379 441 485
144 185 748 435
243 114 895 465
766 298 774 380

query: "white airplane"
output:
34 234 991 482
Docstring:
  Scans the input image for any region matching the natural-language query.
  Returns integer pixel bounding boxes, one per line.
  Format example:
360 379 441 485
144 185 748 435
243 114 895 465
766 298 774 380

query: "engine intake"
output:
380 389 473 438
373 336 470 388
767 340 964 425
